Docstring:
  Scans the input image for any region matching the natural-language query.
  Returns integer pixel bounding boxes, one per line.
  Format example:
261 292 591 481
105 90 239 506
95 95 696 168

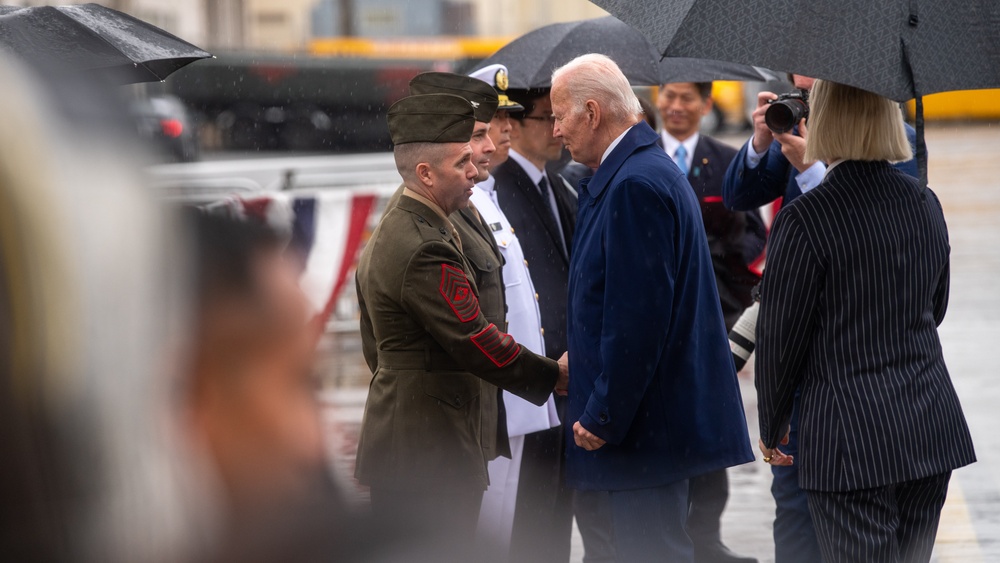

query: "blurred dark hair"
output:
637 96 658 130
507 88 550 119
661 81 714 100
186 209 283 309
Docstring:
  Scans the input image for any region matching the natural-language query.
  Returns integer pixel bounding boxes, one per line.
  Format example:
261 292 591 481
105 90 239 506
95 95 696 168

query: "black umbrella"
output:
0 3 212 84
472 16 774 89
591 0 1000 186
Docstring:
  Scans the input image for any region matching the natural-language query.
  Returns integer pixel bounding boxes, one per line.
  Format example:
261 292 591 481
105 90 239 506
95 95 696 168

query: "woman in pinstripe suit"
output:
754 80 976 563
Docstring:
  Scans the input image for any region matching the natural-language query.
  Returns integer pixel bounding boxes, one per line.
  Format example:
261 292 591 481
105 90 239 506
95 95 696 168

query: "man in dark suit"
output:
493 87 577 562
658 81 764 563
721 74 921 563
553 53 753 562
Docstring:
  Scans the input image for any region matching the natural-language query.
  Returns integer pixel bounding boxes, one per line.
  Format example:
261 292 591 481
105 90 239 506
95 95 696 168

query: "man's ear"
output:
585 100 601 131
703 96 715 117
416 162 434 188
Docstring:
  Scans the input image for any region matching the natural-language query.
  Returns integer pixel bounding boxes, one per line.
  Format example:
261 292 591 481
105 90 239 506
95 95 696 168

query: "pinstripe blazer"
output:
756 160 975 492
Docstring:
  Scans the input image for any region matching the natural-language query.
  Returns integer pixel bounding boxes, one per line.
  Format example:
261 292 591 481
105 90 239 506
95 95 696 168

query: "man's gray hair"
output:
551 54 642 123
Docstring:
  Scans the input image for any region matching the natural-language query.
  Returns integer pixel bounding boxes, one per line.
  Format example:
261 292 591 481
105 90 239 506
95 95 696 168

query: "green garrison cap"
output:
409 72 499 123
387 93 476 145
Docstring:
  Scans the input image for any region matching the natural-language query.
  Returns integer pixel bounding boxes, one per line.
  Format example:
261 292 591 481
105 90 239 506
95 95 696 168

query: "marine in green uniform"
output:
355 93 567 542
368 72 517 462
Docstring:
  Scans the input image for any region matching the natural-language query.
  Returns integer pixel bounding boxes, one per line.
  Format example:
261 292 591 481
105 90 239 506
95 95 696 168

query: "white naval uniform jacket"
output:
471 177 560 437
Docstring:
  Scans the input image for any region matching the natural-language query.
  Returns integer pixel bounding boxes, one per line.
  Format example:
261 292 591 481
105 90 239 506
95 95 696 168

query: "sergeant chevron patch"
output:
471 324 519 367
439 264 480 322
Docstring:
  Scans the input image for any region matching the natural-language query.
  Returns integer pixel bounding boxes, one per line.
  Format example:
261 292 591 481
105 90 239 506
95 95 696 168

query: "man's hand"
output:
573 421 606 451
758 430 794 466
751 91 779 154
773 118 815 173
555 352 569 396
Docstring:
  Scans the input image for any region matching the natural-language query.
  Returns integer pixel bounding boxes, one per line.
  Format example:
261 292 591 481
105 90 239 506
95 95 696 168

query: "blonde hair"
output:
805 80 911 163
551 53 642 124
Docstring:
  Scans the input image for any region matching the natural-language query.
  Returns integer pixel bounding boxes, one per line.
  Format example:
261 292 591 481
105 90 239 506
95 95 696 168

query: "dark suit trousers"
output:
686 469 729 543
575 480 693 563
806 472 951 563
772 393 823 563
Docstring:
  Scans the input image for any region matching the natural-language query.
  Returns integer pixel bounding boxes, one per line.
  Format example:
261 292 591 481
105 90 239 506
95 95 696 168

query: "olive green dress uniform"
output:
360 74 521 465
361 185 513 461
355 94 558 525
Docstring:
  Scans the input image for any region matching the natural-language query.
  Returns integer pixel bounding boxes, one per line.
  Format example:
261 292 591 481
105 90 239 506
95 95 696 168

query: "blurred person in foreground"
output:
551 53 753 562
658 80 764 563
354 93 568 545
184 212 326 524
466 65 569 563
490 83 579 563
187 211 417 562
721 73 921 563
755 79 975 563
0 56 209 562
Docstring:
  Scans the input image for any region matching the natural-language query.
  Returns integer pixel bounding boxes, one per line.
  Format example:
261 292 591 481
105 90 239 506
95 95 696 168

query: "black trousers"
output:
687 469 730 546
805 472 951 563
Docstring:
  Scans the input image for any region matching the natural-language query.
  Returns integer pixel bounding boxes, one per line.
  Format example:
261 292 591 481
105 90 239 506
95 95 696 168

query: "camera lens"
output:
765 98 807 134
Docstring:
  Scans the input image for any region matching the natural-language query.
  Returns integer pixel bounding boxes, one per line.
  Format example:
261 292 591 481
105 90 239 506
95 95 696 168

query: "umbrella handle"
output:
915 95 927 191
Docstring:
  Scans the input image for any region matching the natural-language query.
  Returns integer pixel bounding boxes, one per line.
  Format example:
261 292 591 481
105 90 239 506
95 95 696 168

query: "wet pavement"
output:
317 123 1000 562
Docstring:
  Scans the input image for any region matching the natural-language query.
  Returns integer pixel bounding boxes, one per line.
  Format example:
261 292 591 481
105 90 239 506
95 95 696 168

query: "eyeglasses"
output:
521 114 556 125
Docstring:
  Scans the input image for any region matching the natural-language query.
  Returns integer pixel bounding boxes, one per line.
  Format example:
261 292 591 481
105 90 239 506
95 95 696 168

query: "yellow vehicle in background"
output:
906 89 1000 121
312 37 759 134
311 36 509 61
711 80 750 131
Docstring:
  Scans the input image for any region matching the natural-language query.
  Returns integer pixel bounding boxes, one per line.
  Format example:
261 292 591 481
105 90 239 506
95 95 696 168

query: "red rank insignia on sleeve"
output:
472 324 519 367
439 264 481 322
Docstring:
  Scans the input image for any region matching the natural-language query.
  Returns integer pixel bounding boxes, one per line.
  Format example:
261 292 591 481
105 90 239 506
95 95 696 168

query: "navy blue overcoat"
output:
566 122 754 491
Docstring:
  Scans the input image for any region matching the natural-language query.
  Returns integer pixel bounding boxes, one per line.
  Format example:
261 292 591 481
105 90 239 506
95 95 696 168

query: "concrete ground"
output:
318 123 1000 562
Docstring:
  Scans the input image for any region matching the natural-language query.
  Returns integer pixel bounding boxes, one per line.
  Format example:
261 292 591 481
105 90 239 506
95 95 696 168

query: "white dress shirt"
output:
507 148 566 250
661 131 699 174
744 134 826 194
600 125 634 165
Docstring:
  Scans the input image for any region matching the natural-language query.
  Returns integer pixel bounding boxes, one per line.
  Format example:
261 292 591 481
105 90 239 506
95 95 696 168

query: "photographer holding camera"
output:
721 74 920 563
723 75 918 212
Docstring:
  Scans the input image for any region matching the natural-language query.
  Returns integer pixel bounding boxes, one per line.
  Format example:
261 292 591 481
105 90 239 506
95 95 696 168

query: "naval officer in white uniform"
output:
468 64 560 556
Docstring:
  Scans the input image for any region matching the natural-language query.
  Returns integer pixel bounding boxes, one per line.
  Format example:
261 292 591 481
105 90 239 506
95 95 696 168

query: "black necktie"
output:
538 176 551 199
537 176 566 253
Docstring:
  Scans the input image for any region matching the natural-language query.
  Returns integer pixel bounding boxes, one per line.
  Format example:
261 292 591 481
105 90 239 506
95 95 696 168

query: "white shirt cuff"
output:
795 162 827 194
744 135 767 170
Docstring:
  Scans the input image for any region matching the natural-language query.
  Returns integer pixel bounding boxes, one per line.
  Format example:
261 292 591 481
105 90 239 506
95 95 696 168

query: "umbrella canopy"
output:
591 0 1000 103
0 3 212 84
592 0 1000 187
472 16 774 89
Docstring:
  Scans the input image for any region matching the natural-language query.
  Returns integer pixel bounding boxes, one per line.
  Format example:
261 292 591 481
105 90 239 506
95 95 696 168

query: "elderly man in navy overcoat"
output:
551 54 753 562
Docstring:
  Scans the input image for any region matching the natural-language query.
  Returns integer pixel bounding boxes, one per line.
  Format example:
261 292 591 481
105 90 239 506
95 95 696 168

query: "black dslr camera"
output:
765 91 809 134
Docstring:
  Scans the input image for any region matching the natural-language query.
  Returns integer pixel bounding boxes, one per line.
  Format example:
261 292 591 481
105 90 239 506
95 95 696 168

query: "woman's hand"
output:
759 430 794 466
